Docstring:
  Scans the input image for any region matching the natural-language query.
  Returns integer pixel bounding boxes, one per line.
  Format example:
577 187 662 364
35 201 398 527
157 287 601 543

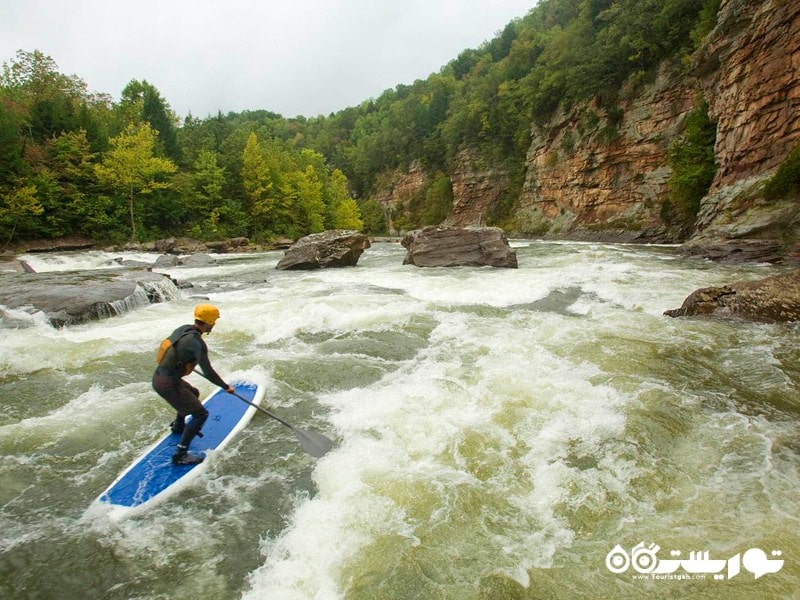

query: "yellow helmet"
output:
194 303 220 325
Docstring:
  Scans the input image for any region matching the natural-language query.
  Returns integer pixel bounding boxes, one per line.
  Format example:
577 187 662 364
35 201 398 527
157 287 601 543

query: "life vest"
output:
156 328 198 376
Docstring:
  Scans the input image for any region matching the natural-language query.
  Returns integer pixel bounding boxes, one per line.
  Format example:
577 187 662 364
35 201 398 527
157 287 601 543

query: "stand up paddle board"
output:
92 381 265 521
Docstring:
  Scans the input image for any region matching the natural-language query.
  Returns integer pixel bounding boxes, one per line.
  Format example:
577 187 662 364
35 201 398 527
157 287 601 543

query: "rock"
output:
271 237 294 250
114 257 153 269
154 238 178 254
276 230 371 270
19 234 96 253
371 161 428 234
205 237 250 253
696 0 800 192
0 270 180 328
680 239 791 265
172 238 208 255
664 269 800 323
401 226 518 268
451 149 511 227
153 254 180 268
179 253 217 267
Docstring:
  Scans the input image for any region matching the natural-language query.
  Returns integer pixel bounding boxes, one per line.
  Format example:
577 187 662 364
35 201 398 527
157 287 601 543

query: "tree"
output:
28 129 97 237
1 50 87 141
327 169 362 230
117 79 180 161
192 150 225 212
296 165 325 233
241 132 274 238
358 198 387 234
94 123 176 240
0 182 42 246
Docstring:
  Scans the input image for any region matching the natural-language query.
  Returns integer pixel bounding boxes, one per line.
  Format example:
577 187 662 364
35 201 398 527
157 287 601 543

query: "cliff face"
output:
450 149 510 227
698 0 800 192
372 160 427 210
514 0 800 244
689 0 800 260
369 0 799 256
515 69 696 239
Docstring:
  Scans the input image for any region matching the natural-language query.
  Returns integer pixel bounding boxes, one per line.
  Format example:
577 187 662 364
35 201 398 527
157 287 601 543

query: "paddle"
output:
193 370 333 458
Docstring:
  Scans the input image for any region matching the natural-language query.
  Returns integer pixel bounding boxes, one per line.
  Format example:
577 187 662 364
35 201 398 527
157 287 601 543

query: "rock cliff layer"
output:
369 0 799 257
698 0 800 192
515 69 696 239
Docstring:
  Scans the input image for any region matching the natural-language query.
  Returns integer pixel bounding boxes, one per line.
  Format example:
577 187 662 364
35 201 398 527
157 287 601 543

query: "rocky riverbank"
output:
3 230 799 328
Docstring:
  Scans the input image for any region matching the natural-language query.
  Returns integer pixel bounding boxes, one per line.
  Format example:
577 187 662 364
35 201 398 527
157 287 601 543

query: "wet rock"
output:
153 254 180 268
0 270 179 328
205 237 250 252
114 257 153 269
401 226 518 268
180 253 218 267
664 269 800 323
19 235 96 253
680 239 792 265
276 230 371 270
271 237 294 250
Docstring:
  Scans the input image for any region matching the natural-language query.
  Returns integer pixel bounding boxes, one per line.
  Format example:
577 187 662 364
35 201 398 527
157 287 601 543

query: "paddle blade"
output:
292 426 333 458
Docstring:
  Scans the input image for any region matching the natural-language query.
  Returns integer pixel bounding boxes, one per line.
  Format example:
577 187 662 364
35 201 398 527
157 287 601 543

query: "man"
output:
153 303 234 465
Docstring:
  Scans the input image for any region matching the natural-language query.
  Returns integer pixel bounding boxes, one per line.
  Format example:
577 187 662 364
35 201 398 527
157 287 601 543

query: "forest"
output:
0 0 720 246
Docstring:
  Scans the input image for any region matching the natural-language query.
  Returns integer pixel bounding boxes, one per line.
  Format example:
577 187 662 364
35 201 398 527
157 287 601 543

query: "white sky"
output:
0 0 536 119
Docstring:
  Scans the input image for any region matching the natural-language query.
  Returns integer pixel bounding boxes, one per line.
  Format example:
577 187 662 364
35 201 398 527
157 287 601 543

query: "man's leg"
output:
153 374 208 465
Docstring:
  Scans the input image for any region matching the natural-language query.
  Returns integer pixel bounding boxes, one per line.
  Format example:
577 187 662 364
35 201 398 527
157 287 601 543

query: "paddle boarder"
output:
153 304 234 465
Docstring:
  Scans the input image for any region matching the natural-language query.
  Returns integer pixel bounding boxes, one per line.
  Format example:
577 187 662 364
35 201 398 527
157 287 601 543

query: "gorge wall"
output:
370 0 800 260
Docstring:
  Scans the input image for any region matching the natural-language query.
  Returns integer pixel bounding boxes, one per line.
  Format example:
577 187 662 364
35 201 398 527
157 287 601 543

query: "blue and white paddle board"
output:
92 381 265 521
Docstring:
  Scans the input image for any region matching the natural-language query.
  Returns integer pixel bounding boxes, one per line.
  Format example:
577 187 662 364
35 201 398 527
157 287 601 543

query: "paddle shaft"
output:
192 370 333 457
232 390 292 429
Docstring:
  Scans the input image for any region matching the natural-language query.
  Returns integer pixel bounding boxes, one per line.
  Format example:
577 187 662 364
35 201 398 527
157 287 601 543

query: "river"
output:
1 240 798 599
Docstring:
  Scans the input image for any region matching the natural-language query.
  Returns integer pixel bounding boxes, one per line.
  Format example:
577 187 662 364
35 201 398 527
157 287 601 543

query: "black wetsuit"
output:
152 324 229 452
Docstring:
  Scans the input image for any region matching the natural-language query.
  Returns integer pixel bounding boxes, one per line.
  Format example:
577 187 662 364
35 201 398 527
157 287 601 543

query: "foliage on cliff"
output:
763 144 800 202
1 0 720 242
295 0 717 199
663 99 718 227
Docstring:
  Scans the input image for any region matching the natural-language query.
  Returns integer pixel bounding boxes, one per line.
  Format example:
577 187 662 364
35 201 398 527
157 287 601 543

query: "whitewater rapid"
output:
1 241 797 599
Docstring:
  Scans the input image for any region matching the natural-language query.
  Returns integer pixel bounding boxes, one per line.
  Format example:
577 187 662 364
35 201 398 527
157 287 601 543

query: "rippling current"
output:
1 241 798 600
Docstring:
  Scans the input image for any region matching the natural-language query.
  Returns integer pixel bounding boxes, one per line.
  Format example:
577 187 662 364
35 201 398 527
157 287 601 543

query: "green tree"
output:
116 79 180 161
327 169 363 230
94 123 177 240
358 198 387 234
0 182 42 246
192 150 225 214
241 132 274 238
1 50 87 141
25 129 96 238
296 165 325 233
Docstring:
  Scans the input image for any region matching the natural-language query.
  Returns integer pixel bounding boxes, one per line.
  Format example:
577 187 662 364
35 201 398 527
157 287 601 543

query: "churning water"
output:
1 241 798 599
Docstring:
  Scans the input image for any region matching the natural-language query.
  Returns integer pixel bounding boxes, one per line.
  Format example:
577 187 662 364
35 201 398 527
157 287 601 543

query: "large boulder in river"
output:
0 270 179 327
401 226 518 268
664 269 800 323
276 230 371 270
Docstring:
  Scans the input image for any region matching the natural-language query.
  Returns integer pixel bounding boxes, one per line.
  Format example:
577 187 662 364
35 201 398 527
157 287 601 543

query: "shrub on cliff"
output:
763 144 800 201
663 99 718 225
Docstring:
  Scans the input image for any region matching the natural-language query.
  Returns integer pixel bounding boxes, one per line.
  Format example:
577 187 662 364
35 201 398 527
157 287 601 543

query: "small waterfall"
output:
138 277 182 303
107 278 182 317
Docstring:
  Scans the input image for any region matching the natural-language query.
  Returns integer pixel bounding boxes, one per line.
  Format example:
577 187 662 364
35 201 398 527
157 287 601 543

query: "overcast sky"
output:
1 0 537 119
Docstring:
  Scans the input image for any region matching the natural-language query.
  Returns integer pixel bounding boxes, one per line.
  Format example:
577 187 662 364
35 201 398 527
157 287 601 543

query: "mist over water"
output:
1 241 798 599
